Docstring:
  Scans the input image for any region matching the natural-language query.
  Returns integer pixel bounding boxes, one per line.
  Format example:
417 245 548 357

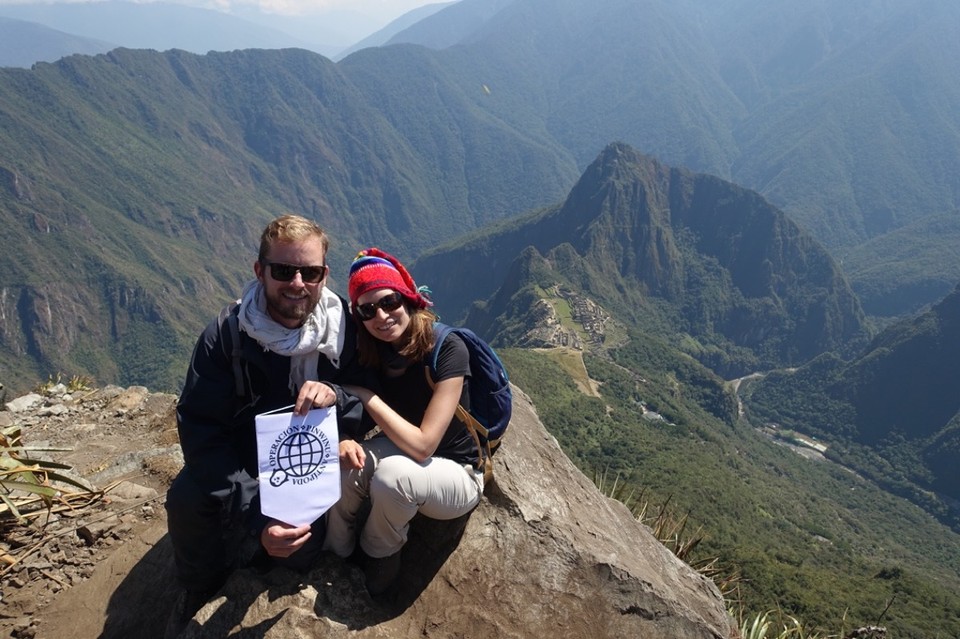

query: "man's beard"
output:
265 288 319 326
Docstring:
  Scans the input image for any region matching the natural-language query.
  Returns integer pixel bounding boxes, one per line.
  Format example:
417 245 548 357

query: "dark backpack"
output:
427 322 512 480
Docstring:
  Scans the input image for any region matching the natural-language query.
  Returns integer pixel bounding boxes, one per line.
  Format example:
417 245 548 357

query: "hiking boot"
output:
346 545 368 568
363 550 401 596
163 587 217 638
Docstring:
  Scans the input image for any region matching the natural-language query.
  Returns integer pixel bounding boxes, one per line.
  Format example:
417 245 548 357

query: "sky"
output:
0 0 444 22
210 0 439 20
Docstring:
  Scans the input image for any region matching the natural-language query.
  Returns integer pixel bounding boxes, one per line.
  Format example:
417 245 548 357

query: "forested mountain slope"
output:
743 283 960 526
0 47 577 392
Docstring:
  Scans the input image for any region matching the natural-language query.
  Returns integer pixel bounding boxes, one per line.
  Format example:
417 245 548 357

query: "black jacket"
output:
176 298 371 491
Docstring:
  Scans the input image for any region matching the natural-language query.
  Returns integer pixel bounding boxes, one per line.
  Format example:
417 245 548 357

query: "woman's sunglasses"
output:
355 292 404 320
262 261 328 283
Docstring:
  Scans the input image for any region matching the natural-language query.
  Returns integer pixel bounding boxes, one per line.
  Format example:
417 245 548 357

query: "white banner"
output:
255 405 341 526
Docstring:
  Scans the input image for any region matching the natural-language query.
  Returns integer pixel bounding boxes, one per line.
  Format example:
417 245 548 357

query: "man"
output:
165 214 368 628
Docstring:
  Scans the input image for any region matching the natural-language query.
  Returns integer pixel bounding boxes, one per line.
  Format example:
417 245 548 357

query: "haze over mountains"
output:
0 0 440 62
0 0 955 491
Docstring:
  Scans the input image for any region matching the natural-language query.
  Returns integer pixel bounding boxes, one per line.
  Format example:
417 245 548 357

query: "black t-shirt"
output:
377 333 477 465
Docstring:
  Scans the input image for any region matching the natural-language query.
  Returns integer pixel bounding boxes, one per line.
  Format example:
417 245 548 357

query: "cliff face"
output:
1 382 733 638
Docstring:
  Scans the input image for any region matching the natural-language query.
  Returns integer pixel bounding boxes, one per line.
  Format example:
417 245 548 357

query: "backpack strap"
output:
426 323 492 479
218 302 245 398
428 322 454 374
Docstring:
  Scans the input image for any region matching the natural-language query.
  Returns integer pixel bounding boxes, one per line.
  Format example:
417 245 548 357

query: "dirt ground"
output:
1 385 185 639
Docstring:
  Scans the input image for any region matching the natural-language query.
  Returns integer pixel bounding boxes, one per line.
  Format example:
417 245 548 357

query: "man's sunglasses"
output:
355 292 404 320
262 261 328 283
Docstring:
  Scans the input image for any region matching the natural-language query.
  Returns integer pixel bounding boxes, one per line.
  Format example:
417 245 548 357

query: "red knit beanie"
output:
347 248 432 309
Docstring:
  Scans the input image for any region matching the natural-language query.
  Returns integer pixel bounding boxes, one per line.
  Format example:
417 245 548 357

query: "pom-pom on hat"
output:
348 248 432 310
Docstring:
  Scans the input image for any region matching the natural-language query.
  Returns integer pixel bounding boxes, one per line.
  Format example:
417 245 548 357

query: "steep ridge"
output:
0 47 578 393
416 143 869 375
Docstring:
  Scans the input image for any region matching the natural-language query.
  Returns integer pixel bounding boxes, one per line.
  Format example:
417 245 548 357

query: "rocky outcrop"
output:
1 382 732 638
185 385 733 638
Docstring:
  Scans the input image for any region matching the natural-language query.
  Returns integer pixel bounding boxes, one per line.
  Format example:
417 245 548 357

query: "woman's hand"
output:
294 381 337 415
339 439 366 470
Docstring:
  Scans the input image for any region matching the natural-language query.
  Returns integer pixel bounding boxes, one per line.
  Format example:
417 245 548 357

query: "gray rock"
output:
38 404 69 417
108 481 159 502
186 386 733 638
6 393 43 413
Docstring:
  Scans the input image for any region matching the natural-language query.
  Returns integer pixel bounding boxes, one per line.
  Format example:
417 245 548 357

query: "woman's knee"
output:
368 456 419 503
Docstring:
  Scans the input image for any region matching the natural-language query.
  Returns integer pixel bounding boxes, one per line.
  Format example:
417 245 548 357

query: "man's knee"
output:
166 469 205 513
166 468 258 529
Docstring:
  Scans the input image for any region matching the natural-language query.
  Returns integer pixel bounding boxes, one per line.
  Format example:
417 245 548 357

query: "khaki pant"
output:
324 436 484 559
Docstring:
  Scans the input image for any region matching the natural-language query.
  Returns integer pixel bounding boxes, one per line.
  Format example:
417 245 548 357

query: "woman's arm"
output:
344 377 464 463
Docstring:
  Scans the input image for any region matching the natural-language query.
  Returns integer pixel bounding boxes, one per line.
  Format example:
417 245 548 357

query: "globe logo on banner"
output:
270 430 331 487
256 405 341 526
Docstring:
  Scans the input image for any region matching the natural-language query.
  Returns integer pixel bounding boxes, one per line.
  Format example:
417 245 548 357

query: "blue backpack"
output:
427 323 512 479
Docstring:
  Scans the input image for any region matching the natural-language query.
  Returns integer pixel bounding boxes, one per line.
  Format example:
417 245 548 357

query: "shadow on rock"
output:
171 512 471 636
368 511 471 615
99 532 180 639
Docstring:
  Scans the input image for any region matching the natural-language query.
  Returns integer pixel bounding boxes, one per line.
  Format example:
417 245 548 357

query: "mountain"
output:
335 2 454 60
0 47 578 394
841 212 960 318
390 0 960 253
416 143 869 376
2 0 959 386
0 13 958 634
743 282 960 524
0 1 327 59
397 0 744 177
4 0 960 319
0 17 114 68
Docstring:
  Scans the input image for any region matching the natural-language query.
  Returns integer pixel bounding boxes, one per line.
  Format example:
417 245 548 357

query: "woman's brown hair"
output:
356 303 438 370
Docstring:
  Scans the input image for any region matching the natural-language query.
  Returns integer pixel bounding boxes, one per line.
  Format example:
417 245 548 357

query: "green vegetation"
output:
1 8 959 633
842 213 960 319
421 144 872 385
501 345 960 638
743 285 960 529
0 424 94 527
0 46 579 396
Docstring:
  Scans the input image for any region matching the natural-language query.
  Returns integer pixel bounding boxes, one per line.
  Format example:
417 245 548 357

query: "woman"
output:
324 248 484 596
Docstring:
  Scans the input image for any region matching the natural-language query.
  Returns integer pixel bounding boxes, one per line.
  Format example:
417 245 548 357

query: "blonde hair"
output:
258 215 329 261
357 304 438 370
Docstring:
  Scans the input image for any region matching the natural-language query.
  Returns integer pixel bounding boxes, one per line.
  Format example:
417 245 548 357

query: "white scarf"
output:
236 280 345 393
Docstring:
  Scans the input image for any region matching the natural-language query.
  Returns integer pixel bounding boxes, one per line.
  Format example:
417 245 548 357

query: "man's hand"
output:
294 381 337 415
260 519 312 558
339 439 367 470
